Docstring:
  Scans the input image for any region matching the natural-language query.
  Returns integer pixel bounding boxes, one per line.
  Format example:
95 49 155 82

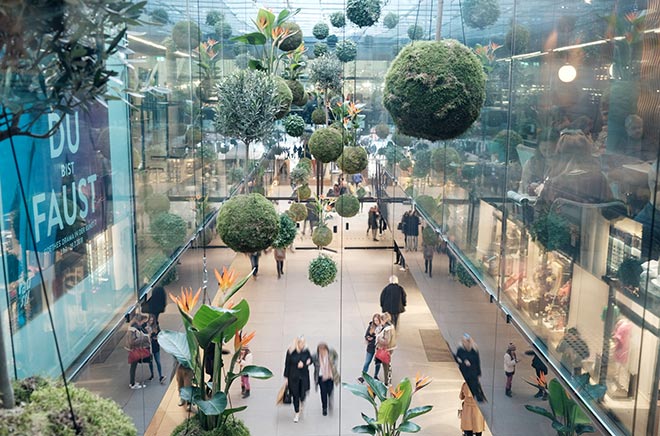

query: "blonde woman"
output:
312 342 339 416
284 336 312 423
459 382 485 436
375 312 396 386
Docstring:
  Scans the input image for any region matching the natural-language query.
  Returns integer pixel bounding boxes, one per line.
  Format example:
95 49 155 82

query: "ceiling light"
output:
558 64 577 83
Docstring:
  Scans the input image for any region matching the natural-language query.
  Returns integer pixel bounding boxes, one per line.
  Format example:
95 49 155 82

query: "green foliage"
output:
314 42 329 57
217 194 280 253
144 193 171 216
291 165 312 185
327 34 339 47
422 226 439 245
12 376 49 405
279 22 304 52
313 22 330 40
309 128 344 163
216 70 279 146
312 225 334 247
383 12 400 29
335 194 360 217
288 202 309 222
530 211 572 253
274 77 293 119
312 108 327 125
308 254 338 287
150 213 187 253
215 20 233 40
143 254 177 285
337 146 369 174
490 129 524 162
505 24 531 55
431 147 461 173
235 53 250 70
378 144 406 167
272 214 298 248
0 1 146 143
297 185 312 200
206 10 224 26
172 21 201 51
384 40 486 141
228 167 245 184
457 263 477 287
284 114 306 137
408 24 425 40
463 0 500 29
199 143 218 164
287 80 307 106
336 40 358 63
413 149 432 178
171 417 250 436
309 54 343 91
399 158 412 171
617 257 643 288
375 124 390 139
415 195 437 215
330 12 346 28
356 187 367 199
392 131 413 148
150 8 169 24
346 0 382 28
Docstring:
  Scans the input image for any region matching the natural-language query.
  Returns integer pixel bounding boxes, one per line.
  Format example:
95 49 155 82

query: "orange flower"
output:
234 330 256 352
389 385 404 399
223 300 234 310
414 372 432 392
215 266 237 291
272 26 290 41
625 11 639 23
257 16 269 30
347 101 362 117
489 41 501 51
366 384 375 398
537 372 547 388
169 287 201 314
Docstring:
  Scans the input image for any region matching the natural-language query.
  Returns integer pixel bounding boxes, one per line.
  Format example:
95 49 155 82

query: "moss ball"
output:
274 77 293 120
309 127 343 163
415 195 437 214
289 202 309 221
287 80 307 106
384 39 486 141
297 184 312 200
279 22 303 52
312 225 333 247
346 0 382 28
314 42 329 57
144 193 171 216
337 146 368 174
308 254 337 287
312 107 327 125
336 39 358 63
408 24 424 40
313 22 329 40
216 193 280 253
172 21 201 51
330 12 346 28
375 123 390 139
383 12 399 29
431 147 461 173
463 0 500 29
399 157 412 171
335 194 360 217
284 114 306 137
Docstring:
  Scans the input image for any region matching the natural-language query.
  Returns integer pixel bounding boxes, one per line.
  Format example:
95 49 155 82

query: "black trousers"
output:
276 260 284 276
291 381 306 413
391 312 400 328
318 377 334 412
424 258 432 276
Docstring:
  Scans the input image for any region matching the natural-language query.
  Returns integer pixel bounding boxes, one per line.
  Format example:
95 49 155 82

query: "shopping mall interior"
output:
0 0 659 434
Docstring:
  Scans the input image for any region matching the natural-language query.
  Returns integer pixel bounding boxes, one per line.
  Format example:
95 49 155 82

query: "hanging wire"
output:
457 0 467 44
4 109 80 434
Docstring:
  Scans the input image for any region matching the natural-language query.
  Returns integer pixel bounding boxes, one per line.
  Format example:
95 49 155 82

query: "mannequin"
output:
610 318 635 397
634 161 660 259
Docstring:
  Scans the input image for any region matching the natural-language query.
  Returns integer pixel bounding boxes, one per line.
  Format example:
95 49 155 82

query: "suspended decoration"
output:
383 12 399 29
337 146 368 174
313 22 330 40
216 194 280 253
308 254 338 287
335 194 360 218
309 128 343 162
335 39 358 62
346 0 382 28
284 114 306 137
330 11 346 28
462 0 500 29
407 24 425 40
312 225 334 247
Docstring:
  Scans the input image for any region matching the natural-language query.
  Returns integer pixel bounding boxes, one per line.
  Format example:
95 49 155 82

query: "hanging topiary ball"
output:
337 146 368 174
407 24 424 40
216 193 280 253
284 114 306 137
326 34 339 48
431 147 462 173
346 0 382 28
375 123 390 139
279 22 303 51
313 22 329 40
463 0 500 29
308 254 338 287
312 107 327 125
288 202 309 221
335 194 360 217
314 42 329 57
286 80 307 106
335 39 358 63
172 21 201 51
399 157 412 171
330 12 346 28
383 12 399 29
309 127 343 162
505 24 530 55
312 225 333 247
272 213 297 248
384 39 486 141
297 184 312 200
274 77 293 120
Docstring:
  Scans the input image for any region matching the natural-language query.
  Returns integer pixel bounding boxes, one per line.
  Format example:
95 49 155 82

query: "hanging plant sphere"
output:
431 146 462 173
337 146 368 174
457 263 477 287
422 225 439 245
330 12 346 28
375 123 390 139
383 12 399 29
313 22 330 40
274 77 293 120
310 127 344 162
297 184 312 200
336 39 358 63
335 194 360 217
312 108 327 125
279 22 303 52
288 202 309 222
312 225 334 247
399 157 412 171
408 24 425 40
314 42 329 57
308 254 338 287
216 193 280 253
463 0 500 29
291 165 312 185
384 40 486 141
287 80 307 106
272 213 298 248
327 34 339 47
284 114 306 137
299 157 313 170
172 21 201 51
505 24 531 55
150 213 187 253
347 0 382 28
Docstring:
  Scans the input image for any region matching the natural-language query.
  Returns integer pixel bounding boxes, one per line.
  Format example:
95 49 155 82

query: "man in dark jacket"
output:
379 275 407 328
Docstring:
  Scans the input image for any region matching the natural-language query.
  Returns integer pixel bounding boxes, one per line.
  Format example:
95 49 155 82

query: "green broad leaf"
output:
576 424 596 434
192 305 238 349
221 405 248 418
362 373 387 401
248 59 267 71
195 392 228 416
231 32 267 45
377 398 403 426
398 421 421 433
524 405 555 421
404 405 433 421
157 330 192 367
548 379 566 417
257 8 276 33
571 402 592 425
179 386 203 402
221 270 254 304
342 383 376 406
106 27 127 54
397 378 414 415
552 421 572 433
351 425 376 434
239 365 273 379
361 413 377 426
276 9 291 25
221 299 250 343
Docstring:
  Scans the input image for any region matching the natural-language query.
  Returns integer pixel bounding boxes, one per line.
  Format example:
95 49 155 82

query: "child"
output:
239 347 253 398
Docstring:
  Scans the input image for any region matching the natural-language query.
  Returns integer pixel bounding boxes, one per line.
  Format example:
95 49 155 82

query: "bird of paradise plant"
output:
343 372 433 435
473 41 502 74
158 267 272 431
606 11 646 80
282 43 307 80
330 100 365 147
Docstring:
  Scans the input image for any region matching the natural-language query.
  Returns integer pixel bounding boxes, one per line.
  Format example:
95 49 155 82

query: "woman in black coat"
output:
456 333 484 402
284 336 312 423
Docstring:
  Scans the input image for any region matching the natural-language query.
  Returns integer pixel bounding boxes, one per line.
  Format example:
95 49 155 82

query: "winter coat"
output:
405 214 420 236
456 347 481 380
423 245 435 260
284 347 312 397
312 348 340 385
460 382 485 433
380 283 407 315
365 322 378 353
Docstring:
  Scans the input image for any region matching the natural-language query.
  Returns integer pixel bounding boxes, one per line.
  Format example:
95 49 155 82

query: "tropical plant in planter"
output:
337 146 369 174
330 12 346 28
313 22 330 40
336 39 358 63
288 203 309 222
284 115 306 137
309 127 344 163
346 0 382 28
150 213 188 254
462 0 500 29
159 268 273 433
308 254 338 287
335 194 360 218
343 373 433 435
216 193 280 253
384 40 486 141
383 12 399 29
281 44 309 106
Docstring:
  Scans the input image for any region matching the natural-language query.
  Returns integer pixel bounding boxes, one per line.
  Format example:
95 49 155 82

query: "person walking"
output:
423 242 435 277
126 313 151 390
144 286 166 323
359 313 382 383
368 206 380 241
459 381 485 436
504 342 519 397
400 211 410 251
249 251 261 277
312 342 339 416
379 275 407 328
456 334 484 402
375 313 396 386
284 336 312 423
394 242 407 272
274 247 286 279
147 314 167 384
525 350 548 400
239 346 253 398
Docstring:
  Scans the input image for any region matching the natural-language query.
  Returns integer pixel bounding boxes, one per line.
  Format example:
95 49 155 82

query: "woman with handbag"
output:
459 381 485 436
284 336 312 423
375 312 396 386
127 313 152 389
